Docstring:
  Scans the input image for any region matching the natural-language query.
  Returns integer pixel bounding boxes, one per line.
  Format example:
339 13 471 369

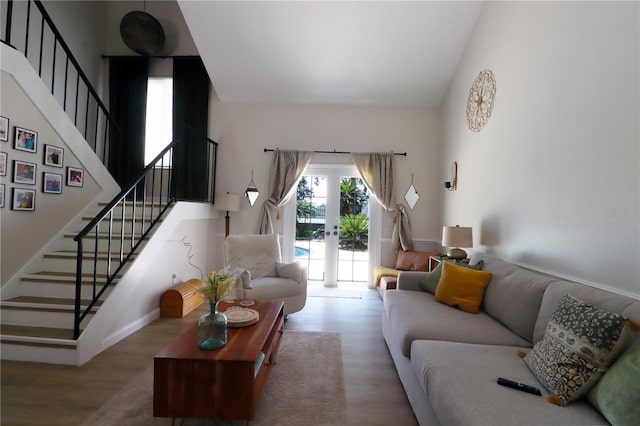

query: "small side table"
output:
429 256 470 272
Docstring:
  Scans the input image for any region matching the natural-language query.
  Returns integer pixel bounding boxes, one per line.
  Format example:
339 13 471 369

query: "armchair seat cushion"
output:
245 277 303 300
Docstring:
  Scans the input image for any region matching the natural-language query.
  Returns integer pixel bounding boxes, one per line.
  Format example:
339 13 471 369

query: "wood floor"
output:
1 285 417 426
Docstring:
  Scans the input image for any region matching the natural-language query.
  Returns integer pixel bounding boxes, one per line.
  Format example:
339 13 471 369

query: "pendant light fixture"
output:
120 1 165 56
244 170 260 206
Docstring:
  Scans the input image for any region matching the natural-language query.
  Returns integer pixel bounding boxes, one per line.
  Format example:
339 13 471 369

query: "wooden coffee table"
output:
153 299 285 421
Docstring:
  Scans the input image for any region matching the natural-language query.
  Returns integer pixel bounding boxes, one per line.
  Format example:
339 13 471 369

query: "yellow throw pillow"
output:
434 261 492 313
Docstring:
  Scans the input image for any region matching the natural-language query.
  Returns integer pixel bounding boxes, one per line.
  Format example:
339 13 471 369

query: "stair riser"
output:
19 281 110 299
43 256 130 274
0 343 78 365
1 308 94 328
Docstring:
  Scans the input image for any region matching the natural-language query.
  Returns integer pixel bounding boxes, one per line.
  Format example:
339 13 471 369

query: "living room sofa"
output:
382 253 640 425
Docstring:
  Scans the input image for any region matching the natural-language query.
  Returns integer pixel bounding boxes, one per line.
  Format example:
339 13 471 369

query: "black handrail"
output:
2 0 119 165
72 137 219 338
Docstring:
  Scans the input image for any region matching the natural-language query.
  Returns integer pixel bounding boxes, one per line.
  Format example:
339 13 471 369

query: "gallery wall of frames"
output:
0 115 85 211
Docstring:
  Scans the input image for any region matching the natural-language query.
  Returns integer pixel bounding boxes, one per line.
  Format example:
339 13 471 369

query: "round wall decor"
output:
466 69 496 132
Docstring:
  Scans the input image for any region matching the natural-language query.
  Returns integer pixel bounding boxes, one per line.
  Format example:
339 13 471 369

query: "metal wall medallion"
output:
120 11 165 56
466 70 497 132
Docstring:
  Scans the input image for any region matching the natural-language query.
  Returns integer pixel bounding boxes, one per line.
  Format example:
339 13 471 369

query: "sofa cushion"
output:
524 294 629 406
533 280 640 347
587 340 640 426
383 290 530 357
434 262 492 313
419 259 484 294
410 340 608 425
471 253 553 344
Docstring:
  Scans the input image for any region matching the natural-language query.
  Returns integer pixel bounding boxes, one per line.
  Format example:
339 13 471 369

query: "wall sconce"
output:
444 161 458 191
442 225 473 260
214 193 241 237
244 170 260 206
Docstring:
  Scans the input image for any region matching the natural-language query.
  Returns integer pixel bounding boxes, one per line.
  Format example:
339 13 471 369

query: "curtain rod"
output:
263 148 407 156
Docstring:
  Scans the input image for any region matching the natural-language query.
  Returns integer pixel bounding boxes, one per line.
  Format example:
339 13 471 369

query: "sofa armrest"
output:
396 271 428 291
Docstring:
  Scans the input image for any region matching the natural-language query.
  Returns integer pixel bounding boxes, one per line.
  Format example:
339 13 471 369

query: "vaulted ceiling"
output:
178 1 484 107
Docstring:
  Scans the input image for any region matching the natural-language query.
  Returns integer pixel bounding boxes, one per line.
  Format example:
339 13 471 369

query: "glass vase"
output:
197 301 227 350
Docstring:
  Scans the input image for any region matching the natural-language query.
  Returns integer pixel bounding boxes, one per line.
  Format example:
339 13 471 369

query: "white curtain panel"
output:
392 204 414 251
351 152 395 211
258 149 313 234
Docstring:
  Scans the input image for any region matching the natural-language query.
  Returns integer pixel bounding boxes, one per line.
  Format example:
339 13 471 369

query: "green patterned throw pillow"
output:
524 295 629 406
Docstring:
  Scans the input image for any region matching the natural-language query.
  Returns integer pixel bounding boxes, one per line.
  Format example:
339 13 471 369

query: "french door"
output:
283 165 380 287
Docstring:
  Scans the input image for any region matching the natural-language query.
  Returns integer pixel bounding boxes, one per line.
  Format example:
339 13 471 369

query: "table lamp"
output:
442 225 472 260
214 193 241 237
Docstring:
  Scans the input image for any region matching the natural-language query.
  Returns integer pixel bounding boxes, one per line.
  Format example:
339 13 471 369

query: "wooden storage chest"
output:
160 278 204 318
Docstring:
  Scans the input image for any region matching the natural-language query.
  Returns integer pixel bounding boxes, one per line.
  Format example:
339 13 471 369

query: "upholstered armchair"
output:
224 234 308 315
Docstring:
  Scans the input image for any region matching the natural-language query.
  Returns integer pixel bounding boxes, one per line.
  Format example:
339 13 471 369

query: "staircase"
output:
0 201 167 364
1 2 219 365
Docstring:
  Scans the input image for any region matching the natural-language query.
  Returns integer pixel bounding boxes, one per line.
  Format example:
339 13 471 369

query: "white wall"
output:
42 0 109 94
442 1 639 296
207 100 443 268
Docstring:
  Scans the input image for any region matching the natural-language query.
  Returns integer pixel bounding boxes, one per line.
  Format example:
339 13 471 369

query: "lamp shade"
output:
442 226 473 248
214 193 241 212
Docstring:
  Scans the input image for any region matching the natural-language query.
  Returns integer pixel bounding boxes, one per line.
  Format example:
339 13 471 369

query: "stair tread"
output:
81 216 164 222
26 271 114 278
45 249 137 256
0 324 75 340
4 296 102 307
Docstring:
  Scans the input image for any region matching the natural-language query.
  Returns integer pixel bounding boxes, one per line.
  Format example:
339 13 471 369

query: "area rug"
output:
82 331 346 426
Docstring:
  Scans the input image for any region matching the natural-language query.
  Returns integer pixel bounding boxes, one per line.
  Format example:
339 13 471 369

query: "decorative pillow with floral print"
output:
523 294 629 406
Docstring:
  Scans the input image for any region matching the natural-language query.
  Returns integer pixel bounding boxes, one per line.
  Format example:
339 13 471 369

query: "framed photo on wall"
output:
44 145 64 167
0 116 8 142
13 160 36 185
43 172 63 194
67 166 84 187
0 152 7 176
14 126 37 153
0 184 5 208
12 187 35 211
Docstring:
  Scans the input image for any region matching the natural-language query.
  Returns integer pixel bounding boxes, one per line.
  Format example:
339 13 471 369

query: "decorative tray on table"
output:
224 308 259 327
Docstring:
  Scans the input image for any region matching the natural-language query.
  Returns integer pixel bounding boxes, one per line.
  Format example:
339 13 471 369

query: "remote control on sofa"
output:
497 377 542 396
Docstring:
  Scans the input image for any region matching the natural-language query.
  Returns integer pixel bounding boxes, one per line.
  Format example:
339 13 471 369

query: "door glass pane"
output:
295 176 326 282
337 177 369 282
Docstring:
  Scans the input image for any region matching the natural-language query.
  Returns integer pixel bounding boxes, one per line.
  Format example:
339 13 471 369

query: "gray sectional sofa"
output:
382 253 639 425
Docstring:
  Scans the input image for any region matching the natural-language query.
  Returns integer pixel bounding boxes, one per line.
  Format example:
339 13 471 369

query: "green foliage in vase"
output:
197 270 233 303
